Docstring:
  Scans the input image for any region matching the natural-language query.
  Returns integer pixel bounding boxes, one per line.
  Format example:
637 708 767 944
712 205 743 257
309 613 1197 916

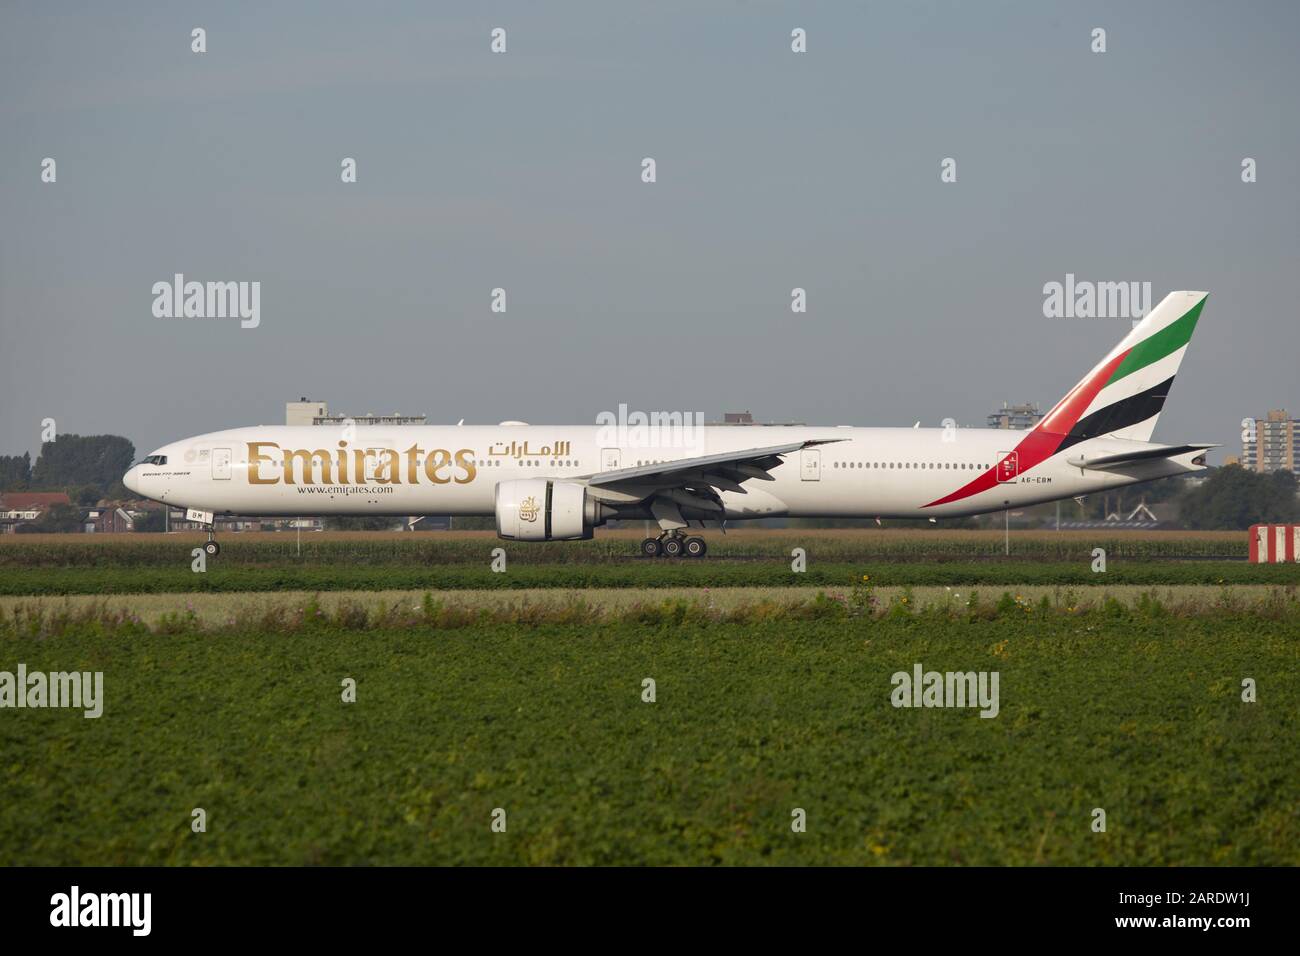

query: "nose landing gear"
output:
203 526 220 557
639 532 707 558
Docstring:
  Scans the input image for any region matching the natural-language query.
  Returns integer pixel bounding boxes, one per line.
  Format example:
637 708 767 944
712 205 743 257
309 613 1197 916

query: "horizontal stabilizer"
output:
1065 442 1217 470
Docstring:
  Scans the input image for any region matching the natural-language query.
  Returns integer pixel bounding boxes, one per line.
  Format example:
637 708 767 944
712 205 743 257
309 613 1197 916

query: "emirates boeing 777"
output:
124 291 1212 558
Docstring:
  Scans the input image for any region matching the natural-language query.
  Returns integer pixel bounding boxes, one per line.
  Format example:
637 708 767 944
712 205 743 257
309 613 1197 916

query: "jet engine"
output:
494 479 609 540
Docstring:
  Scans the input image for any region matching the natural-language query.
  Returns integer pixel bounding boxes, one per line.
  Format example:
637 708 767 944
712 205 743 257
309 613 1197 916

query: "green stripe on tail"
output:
1106 296 1205 387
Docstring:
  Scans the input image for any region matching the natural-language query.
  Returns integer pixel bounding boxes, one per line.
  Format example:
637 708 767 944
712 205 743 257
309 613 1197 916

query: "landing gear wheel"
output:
684 536 707 558
203 540 220 557
640 537 662 558
661 536 685 558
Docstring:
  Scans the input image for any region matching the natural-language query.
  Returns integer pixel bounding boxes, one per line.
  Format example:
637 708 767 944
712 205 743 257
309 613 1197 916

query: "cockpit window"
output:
140 455 168 466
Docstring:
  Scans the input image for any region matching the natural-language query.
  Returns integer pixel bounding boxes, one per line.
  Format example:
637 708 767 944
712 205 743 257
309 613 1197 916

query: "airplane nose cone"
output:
123 465 141 496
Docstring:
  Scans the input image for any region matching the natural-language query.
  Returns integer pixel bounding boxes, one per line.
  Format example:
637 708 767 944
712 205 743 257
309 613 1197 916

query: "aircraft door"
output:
212 447 232 480
800 449 821 481
601 448 621 471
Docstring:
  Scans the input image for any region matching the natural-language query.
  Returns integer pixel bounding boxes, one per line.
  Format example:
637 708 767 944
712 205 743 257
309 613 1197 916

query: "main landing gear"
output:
640 532 707 558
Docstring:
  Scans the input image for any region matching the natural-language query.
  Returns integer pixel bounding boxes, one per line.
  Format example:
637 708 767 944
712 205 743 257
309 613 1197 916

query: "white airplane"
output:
125 291 1213 558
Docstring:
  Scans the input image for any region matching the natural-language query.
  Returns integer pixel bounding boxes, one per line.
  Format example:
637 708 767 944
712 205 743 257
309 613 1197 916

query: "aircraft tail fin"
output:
1033 291 1207 451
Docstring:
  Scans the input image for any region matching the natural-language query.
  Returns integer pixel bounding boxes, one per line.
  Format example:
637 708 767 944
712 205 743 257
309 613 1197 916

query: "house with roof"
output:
83 504 138 533
0 492 74 533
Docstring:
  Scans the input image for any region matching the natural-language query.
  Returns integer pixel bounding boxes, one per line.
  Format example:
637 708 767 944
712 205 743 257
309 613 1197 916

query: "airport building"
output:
285 398 426 428
1241 409 1298 474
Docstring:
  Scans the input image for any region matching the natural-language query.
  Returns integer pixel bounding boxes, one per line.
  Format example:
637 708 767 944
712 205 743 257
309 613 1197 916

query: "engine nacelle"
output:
494 479 604 541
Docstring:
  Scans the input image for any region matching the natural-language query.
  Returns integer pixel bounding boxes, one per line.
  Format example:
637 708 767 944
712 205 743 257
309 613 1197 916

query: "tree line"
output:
0 434 135 500
1 435 136 531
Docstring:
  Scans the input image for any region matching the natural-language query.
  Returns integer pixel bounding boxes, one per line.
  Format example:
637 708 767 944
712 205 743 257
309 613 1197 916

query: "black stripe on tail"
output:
1056 376 1176 453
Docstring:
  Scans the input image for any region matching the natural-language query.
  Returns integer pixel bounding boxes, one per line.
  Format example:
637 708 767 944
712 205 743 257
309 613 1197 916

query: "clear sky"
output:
2 1 1297 461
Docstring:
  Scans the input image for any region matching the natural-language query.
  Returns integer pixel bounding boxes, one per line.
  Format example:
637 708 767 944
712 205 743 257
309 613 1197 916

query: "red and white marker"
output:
1249 524 1300 563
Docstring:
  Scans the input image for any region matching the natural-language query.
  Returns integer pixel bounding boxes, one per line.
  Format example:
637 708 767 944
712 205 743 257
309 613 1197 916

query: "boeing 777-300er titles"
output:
125 291 1213 558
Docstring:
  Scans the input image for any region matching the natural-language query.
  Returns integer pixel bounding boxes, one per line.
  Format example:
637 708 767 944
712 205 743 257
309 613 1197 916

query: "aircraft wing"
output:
582 438 843 519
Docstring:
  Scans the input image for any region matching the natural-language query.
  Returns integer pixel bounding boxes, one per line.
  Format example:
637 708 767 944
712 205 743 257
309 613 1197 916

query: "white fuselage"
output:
123 424 1201 522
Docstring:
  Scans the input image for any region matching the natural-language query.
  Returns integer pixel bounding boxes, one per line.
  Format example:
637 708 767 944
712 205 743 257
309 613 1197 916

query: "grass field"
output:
2 529 1296 866
2 584 1297 626
2 594 1297 865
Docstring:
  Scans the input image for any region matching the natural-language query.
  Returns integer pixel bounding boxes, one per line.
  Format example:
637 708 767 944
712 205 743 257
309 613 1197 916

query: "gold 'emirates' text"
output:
246 442 477 485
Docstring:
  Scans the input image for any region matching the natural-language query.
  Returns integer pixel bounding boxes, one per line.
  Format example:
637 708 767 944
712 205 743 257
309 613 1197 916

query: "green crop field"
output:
2 593 1297 866
0 528 1251 568
2 560 1296 596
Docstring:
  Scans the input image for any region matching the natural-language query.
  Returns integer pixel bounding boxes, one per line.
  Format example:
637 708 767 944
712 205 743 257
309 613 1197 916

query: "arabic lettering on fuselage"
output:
486 440 572 460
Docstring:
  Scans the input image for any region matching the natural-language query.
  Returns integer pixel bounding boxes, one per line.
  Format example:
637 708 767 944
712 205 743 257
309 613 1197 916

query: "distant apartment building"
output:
987 401 1044 430
708 411 806 426
285 398 426 427
285 398 328 426
315 410 427 427
1242 409 1298 473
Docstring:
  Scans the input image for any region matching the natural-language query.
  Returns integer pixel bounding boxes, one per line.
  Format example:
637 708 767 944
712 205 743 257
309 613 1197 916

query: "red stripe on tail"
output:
923 347 1131 508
